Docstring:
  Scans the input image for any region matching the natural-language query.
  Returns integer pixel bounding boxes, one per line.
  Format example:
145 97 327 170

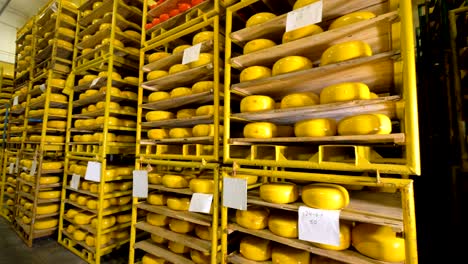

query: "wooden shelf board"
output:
232 96 400 125
63 215 131 235
72 92 135 108
230 223 396 264
137 203 211 226
141 63 215 91
136 222 211 253
141 136 214 145
142 115 214 129
15 217 57 237
74 77 136 93
231 51 398 98
231 11 398 69
29 99 68 110
148 184 193 195
134 239 195 264
73 109 137 119
228 253 271 264
19 191 60 204
65 186 132 199
141 91 215 111
65 199 132 216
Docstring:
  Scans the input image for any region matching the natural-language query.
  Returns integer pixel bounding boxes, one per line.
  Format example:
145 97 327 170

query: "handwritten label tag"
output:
182 43 202 65
13 96 19 106
70 174 81 190
286 0 323 32
40 84 46 92
222 177 247 210
8 163 14 174
133 170 148 198
84 161 102 182
30 159 37 176
298 206 340 246
189 193 213 214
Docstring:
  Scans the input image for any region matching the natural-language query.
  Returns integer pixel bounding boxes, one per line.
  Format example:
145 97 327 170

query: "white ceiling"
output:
0 0 49 28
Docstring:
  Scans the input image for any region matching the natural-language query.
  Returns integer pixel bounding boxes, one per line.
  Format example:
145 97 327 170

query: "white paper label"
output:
84 161 102 182
298 206 340 246
70 174 81 190
51 1 58 12
286 1 323 32
30 159 37 176
14 159 19 173
189 193 213 214
40 84 46 92
90 77 101 87
8 163 14 174
133 170 148 198
182 43 202 65
222 177 247 210
13 96 19 106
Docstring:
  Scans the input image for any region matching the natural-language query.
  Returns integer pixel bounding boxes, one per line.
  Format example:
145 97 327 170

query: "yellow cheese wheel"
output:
169 64 190 74
177 109 196 119
168 241 191 254
283 24 323 43
66 208 81 218
226 174 258 185
24 202 33 210
320 40 372 66
189 53 213 68
240 236 272 261
246 12 276 27
244 122 277 138
170 87 192 98
86 199 111 210
57 27 75 38
147 213 170 226
148 52 171 63
146 111 174 122
124 76 139 84
121 91 138 100
117 213 132 224
148 129 169 140
53 39 73 49
195 225 215 241
272 245 310 264
66 224 76 233
50 93 67 102
42 161 63 170
91 216 116 229
191 249 211 264
96 101 120 110
293 0 319 9
173 45 191 54
47 121 66 129
169 128 192 138
192 81 214 93
337 114 392 135
281 92 319 109
169 219 195 233
189 178 214 194
148 193 167 205
90 183 115 193
273 56 313 76
49 78 66 88
150 234 168 244
268 213 298 238
302 183 349 210
294 118 337 137
196 105 223 116
149 173 163 184
73 229 87 241
352 223 405 262
35 218 58 229
69 193 78 201
124 30 141 39
148 91 170 102
329 11 376 30
142 254 168 264
167 196 190 211
112 230 130 240
39 176 60 184
38 190 61 199
313 223 351 250
240 95 274 113
320 82 370 104
85 234 110 247
236 206 269 230
101 38 124 48
55 13 76 24
193 31 214 45
240 66 272 82
98 71 122 80
6 199 14 206
260 183 298 204
76 195 89 205
244 39 276 54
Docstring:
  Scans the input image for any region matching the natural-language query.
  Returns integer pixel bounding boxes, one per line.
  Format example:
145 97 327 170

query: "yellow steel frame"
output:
222 0 421 176
129 160 221 264
220 167 418 264
137 14 222 163
58 1 141 263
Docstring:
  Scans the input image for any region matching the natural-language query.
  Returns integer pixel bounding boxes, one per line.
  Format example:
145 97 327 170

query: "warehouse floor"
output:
0 218 129 264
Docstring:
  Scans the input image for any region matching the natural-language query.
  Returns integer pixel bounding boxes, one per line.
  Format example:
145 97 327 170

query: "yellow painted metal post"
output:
402 181 418 264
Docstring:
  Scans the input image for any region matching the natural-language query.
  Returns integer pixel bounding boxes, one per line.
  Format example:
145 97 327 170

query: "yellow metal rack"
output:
57 1 142 263
11 0 78 247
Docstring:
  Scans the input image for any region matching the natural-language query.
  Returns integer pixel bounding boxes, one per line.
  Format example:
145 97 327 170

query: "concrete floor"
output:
0 218 129 264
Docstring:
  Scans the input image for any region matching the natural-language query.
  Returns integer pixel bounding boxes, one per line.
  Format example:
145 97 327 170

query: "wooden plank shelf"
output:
142 115 214 129
228 253 272 264
141 91 215 111
19 192 60 204
143 40 215 72
73 109 137 119
79 13 141 38
35 45 73 63
231 11 398 69
65 186 132 199
65 199 132 216
72 92 136 108
15 217 57 237
231 133 405 146
70 125 136 132
17 205 59 220
136 222 211 253
141 136 215 145
28 114 67 120
230 0 389 43
148 184 193 196
62 229 130 254
74 77 137 93
229 223 396 264
137 203 211 226
63 215 131 235
134 240 195 264
79 0 142 27
232 96 399 125
231 51 398 98
247 190 403 231
18 178 62 189
77 28 140 50
141 63 215 91
29 99 68 110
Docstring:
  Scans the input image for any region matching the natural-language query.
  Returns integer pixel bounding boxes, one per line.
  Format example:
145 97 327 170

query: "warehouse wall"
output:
0 7 28 64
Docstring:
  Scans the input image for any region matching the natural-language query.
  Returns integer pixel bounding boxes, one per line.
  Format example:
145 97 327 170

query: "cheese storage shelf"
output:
58 1 142 263
129 161 220 264
223 0 420 176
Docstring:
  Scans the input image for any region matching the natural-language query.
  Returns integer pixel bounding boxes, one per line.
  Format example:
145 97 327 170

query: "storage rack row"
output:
57 1 143 263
